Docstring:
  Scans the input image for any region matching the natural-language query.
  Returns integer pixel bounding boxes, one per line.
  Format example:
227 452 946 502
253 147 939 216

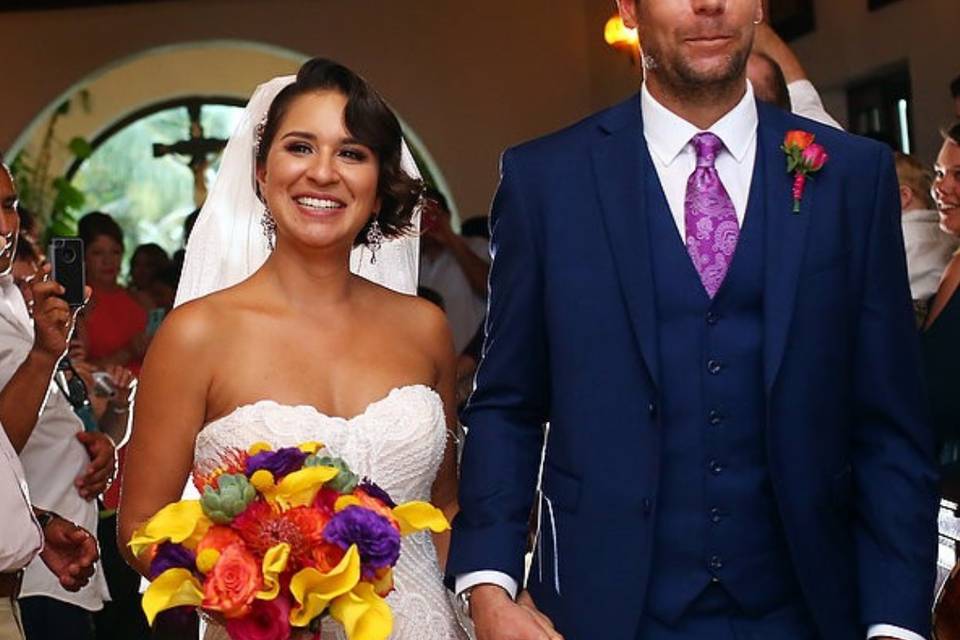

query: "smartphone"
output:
48 237 86 308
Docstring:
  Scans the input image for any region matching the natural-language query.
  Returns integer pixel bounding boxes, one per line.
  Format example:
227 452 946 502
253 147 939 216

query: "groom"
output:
447 1 939 639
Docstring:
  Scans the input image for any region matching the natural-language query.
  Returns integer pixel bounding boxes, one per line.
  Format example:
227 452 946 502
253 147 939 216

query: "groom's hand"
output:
471 585 564 640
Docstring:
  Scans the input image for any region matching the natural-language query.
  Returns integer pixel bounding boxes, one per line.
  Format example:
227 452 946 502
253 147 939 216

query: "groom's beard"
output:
643 39 752 105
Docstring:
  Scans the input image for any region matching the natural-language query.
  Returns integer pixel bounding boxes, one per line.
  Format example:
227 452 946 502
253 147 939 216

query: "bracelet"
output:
110 403 131 414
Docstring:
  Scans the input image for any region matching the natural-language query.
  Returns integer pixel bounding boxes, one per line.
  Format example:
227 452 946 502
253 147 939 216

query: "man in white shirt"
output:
0 166 101 640
896 152 959 310
0 164 118 638
449 1 936 639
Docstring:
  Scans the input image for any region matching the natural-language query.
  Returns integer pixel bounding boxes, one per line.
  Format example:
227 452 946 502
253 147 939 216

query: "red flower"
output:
224 594 293 640
231 501 330 570
800 143 829 172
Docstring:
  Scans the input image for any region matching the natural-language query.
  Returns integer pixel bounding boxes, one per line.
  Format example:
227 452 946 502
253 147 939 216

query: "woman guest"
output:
923 122 960 471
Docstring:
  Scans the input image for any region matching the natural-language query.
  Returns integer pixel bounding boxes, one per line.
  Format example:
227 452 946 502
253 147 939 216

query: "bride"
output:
118 58 465 639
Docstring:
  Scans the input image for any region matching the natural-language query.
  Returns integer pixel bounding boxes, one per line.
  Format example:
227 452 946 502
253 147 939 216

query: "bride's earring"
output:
261 206 277 251
366 216 384 264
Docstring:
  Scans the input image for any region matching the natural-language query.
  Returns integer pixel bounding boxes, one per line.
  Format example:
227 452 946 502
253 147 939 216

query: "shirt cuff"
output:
455 571 518 600
867 623 926 640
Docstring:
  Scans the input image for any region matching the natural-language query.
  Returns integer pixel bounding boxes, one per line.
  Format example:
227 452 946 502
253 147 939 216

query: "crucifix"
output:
152 101 227 206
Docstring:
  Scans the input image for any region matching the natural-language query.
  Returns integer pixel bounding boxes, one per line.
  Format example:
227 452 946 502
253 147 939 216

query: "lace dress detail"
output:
194 385 465 640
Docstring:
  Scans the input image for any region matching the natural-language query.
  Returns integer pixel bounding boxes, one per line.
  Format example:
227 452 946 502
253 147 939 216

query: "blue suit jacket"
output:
447 96 939 640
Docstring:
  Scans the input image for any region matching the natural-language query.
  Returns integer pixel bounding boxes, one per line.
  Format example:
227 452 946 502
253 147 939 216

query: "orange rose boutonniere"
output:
782 130 829 213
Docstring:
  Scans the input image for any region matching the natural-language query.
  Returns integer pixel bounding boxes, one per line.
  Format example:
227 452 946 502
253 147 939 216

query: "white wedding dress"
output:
193 385 467 640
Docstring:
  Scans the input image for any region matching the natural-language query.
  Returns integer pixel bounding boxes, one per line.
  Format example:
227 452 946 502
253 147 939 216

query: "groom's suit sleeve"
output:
852 146 939 637
447 148 549 590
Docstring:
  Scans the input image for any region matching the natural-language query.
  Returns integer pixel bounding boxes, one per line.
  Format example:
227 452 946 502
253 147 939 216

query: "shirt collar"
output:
641 80 758 166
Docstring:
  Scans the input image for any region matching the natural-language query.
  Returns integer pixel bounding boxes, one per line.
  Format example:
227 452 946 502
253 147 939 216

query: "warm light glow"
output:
604 15 639 50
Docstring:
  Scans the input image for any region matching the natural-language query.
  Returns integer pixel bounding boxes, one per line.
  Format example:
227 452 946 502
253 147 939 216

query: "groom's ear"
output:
617 0 640 29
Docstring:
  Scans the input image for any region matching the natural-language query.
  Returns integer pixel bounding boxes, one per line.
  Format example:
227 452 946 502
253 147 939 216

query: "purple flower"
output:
149 542 197 579
245 447 308 479
323 506 401 578
358 479 396 509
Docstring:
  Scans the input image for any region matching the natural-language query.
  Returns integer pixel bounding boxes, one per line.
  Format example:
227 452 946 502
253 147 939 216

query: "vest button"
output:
707 359 723 375
708 410 723 426
642 498 653 516
709 555 724 572
708 460 724 475
648 401 658 419
706 311 719 325
709 507 723 523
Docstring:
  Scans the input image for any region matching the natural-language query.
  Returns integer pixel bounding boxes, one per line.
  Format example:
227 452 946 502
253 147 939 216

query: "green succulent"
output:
306 455 359 494
200 474 256 524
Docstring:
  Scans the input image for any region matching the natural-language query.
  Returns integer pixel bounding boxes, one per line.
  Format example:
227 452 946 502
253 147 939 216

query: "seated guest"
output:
923 122 960 468
0 163 115 638
896 152 959 322
128 243 170 310
752 22 842 129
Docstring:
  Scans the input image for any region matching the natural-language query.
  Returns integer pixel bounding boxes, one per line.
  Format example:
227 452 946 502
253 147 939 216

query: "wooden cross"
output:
152 101 227 206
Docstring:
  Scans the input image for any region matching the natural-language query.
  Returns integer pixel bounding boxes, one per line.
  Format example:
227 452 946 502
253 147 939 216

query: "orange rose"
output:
310 542 347 574
202 543 262 618
783 130 815 152
354 490 401 531
197 526 244 555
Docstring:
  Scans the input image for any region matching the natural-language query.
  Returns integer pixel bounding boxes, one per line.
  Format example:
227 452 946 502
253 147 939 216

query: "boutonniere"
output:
782 130 829 213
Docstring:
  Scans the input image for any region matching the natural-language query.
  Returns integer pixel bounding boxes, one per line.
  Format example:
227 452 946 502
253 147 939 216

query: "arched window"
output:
68 97 246 256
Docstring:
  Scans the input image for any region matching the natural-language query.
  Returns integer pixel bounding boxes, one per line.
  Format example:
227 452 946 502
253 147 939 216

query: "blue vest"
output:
643 156 801 623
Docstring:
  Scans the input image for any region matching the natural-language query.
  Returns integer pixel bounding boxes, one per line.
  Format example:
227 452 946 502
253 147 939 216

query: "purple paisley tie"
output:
684 132 740 299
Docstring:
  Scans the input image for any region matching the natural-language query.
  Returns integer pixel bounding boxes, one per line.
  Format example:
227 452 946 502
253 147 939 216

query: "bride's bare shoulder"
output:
363 283 453 357
152 287 242 352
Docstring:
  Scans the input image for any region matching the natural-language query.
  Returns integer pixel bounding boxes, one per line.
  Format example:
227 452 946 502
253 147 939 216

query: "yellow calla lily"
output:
330 582 393 640
334 495 362 512
272 465 339 510
298 441 324 454
142 568 203 626
256 543 290 600
248 441 273 455
392 501 450 536
128 500 212 558
289 544 361 627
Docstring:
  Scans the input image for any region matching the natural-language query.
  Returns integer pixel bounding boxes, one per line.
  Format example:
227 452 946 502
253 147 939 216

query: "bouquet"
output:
129 440 450 640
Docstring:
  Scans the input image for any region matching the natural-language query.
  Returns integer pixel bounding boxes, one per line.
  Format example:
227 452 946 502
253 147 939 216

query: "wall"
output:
790 0 959 164
1 0 633 219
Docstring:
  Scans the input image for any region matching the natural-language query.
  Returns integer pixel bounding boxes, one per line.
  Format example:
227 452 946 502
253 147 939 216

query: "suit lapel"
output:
591 98 661 388
761 104 815 390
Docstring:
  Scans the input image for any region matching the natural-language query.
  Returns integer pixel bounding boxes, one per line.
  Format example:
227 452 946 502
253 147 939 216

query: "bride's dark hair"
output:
256 57 422 246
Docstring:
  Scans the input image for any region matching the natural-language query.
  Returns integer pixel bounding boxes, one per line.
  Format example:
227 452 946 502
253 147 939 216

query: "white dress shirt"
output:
457 85 922 640
902 208 959 301
0 277 109 610
0 423 43 573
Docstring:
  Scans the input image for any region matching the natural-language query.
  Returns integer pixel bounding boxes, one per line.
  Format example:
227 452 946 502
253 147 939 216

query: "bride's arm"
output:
117 302 216 576
423 304 460 572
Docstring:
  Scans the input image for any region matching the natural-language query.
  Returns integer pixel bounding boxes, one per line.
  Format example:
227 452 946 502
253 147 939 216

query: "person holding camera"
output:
0 163 120 638
418 188 490 355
